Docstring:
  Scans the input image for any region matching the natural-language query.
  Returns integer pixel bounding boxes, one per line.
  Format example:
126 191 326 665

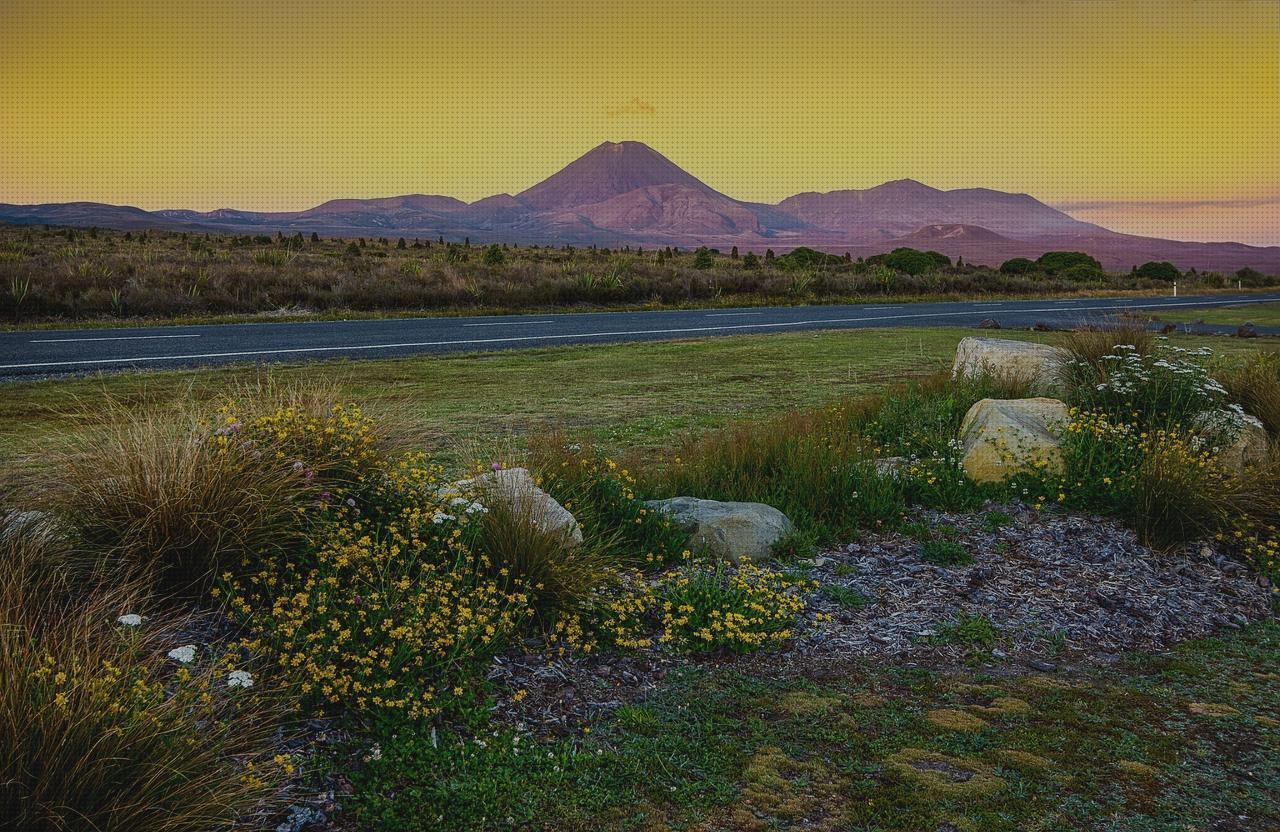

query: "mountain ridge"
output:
2 142 1277 272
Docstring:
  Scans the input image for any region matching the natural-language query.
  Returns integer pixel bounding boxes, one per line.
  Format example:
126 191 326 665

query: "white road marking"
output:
864 305 902 309
461 320 555 327
30 334 202 343
705 312 764 317
4 295 1276 371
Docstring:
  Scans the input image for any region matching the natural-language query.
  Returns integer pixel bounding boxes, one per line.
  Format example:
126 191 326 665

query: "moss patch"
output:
1187 702 1241 717
776 690 841 717
1114 760 1161 778
993 749 1054 772
883 748 1006 797
926 708 990 732
850 691 889 709
969 696 1033 718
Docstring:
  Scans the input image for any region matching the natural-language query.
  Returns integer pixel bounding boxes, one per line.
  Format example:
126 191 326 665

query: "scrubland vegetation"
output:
2 222 1275 324
3 325 1279 830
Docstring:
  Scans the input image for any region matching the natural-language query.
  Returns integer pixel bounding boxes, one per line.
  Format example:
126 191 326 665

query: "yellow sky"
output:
1 0 1276 241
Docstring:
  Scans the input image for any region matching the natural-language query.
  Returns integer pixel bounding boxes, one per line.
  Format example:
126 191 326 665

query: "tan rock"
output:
644 496 792 563
454 467 583 545
952 337 1071 391
959 397 1069 484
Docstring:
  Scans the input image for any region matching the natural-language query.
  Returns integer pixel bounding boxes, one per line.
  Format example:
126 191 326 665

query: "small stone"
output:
1028 660 1058 673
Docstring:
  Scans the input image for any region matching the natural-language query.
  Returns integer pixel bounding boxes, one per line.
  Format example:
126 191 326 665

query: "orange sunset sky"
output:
1 0 1277 244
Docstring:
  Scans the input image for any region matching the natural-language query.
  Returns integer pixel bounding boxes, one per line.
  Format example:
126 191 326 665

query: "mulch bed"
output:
488 504 1274 734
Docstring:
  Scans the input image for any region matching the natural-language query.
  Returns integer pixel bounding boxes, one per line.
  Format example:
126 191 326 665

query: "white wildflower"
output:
167 644 197 664
226 670 254 689
117 613 143 627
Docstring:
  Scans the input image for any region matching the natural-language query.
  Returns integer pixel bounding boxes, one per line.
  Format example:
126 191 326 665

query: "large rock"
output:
952 337 1070 390
454 467 583 545
644 497 792 563
959 398 1069 484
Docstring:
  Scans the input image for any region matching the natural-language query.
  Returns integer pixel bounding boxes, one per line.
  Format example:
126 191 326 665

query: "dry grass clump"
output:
0 512 288 832
49 402 310 597
475 483 618 615
1215 351 1280 436
1061 323 1158 371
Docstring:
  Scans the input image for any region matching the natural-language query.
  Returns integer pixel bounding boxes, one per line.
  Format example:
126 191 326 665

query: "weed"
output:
920 539 972 567
821 583 871 610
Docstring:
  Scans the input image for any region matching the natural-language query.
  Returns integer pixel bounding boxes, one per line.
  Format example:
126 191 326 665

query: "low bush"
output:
650 401 905 542
1063 340 1235 432
473 482 616 615
222 454 532 724
527 437 689 569
655 562 814 653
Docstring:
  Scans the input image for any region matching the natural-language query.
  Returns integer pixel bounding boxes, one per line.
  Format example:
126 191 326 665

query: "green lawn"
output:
1148 300 1280 328
349 622 1280 831
3 326 1275 496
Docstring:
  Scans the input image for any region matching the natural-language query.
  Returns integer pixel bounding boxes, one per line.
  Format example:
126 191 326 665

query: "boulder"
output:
454 467 582 545
0 510 65 546
1216 414 1270 475
959 397 1069 484
1236 323 1259 339
952 337 1070 390
645 496 792 563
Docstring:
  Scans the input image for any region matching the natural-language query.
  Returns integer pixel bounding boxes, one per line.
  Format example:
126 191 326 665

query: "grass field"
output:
1148 300 1280 328
3 326 1275 496
350 623 1280 831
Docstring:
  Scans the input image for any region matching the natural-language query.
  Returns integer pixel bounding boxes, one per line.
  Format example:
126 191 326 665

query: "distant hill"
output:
2 141 1277 272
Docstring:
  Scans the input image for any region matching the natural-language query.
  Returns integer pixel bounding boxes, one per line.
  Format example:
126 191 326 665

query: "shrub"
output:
1034 410 1279 550
52 405 311 597
1135 261 1180 281
651 400 905 542
656 561 812 653
999 257 1037 275
868 371 1031 459
1036 251 1102 274
474 483 615 615
1063 341 1234 432
0 513 287 832
775 246 843 269
528 438 689 569
223 457 532 724
880 247 950 276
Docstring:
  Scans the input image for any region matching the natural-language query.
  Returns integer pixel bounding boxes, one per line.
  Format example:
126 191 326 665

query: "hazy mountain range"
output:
2 141 1276 272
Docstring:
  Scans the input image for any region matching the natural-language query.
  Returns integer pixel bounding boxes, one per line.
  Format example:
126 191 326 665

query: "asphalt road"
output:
3 293 1278 380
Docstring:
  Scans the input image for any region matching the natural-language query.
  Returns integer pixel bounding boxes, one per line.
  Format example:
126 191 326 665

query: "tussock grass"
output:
1216 352 1280 436
646 397 903 542
477 484 618 615
0 512 287 832
48 401 309 597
